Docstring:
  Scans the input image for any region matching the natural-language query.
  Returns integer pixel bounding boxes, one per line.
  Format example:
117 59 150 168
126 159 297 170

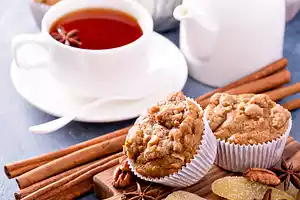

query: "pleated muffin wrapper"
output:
127 98 217 188
215 117 292 173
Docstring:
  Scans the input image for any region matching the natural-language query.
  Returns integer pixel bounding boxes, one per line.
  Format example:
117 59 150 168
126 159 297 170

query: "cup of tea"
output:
12 0 154 98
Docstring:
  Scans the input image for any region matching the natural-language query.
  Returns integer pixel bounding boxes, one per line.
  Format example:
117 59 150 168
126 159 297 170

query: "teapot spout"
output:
173 4 192 21
173 4 219 60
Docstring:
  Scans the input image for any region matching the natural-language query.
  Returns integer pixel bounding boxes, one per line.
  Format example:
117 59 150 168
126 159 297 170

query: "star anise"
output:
50 27 82 47
122 182 160 200
272 159 300 191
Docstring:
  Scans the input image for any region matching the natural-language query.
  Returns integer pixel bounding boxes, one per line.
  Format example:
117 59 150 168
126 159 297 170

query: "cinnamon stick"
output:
27 180 93 200
197 69 291 108
47 180 93 200
17 135 126 189
282 99 300 111
287 151 300 169
6 161 48 179
21 153 123 200
4 126 130 178
264 83 300 101
15 160 97 200
196 58 288 101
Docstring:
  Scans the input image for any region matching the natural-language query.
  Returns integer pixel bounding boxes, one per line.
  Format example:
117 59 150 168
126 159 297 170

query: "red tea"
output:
49 8 143 50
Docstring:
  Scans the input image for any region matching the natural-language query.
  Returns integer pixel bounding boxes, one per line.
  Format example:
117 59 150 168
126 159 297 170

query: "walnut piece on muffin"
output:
124 92 204 178
205 93 291 145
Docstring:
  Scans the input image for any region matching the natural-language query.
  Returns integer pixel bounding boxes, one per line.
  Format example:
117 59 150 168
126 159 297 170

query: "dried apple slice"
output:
212 176 295 200
165 191 207 200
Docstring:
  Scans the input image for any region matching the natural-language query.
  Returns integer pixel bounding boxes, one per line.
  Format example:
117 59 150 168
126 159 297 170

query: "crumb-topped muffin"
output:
205 93 291 145
124 92 204 178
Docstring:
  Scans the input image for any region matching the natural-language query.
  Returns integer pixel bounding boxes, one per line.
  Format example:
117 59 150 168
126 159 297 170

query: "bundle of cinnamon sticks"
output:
196 58 300 108
5 129 129 200
4 58 300 200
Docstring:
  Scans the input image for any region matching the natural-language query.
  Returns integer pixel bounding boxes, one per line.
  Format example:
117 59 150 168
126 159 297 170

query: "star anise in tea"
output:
122 182 160 200
272 159 300 191
50 27 82 47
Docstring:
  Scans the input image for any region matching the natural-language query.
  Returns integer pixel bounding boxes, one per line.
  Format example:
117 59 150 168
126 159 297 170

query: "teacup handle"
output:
12 33 49 69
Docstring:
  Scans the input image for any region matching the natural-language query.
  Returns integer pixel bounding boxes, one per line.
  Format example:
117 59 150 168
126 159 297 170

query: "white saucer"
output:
10 32 188 122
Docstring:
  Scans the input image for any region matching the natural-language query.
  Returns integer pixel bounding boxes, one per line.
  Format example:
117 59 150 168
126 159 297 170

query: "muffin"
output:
124 92 217 187
205 93 292 172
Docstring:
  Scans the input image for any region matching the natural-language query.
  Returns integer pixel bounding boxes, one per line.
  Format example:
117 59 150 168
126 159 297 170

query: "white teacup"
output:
12 0 154 99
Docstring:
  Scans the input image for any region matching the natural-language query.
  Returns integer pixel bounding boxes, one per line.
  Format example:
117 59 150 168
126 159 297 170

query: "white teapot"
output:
173 0 285 87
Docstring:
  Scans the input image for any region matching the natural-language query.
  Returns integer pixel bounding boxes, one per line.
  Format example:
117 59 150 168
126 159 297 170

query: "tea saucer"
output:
10 32 188 122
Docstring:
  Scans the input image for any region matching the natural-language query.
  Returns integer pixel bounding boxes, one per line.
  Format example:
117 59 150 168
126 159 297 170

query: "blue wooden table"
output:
0 1 299 199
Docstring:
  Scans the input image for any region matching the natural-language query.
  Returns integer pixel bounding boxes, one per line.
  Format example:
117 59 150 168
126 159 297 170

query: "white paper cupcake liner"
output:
29 0 52 28
127 98 217 187
215 117 292 173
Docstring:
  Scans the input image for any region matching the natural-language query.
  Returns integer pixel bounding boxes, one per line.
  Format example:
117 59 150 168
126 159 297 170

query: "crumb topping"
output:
124 92 204 177
205 93 291 145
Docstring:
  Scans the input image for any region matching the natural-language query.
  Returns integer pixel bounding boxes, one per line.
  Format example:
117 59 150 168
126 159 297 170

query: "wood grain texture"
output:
94 136 300 200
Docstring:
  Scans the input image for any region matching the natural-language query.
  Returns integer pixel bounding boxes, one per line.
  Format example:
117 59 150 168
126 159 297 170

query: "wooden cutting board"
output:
93 136 300 200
